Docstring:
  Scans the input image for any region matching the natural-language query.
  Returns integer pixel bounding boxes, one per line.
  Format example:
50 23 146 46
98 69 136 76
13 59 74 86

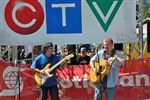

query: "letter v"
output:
92 1 117 24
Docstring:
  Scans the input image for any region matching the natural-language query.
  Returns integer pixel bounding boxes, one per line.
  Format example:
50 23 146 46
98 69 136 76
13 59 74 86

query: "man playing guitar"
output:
30 42 66 100
90 37 124 100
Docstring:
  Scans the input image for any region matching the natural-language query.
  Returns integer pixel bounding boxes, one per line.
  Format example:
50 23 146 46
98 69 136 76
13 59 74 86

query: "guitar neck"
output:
47 58 66 73
108 55 119 65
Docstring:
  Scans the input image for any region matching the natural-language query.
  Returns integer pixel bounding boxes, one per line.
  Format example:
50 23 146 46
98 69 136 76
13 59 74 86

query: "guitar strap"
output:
110 49 116 57
101 49 116 89
49 54 54 68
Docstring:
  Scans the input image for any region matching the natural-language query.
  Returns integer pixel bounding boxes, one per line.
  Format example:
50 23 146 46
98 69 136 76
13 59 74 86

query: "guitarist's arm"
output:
59 54 74 70
30 58 47 75
90 61 100 74
59 62 66 70
110 56 123 68
114 57 123 67
32 68 47 75
90 61 95 71
58 56 68 70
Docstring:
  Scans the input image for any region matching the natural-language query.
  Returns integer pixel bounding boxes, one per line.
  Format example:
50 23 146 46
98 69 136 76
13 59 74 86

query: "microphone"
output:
20 49 25 59
93 44 99 48
104 50 106 54
20 49 24 55
103 50 107 60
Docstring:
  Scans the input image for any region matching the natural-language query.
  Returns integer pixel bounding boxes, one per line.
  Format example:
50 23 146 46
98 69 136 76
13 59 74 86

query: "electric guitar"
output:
34 54 74 86
90 52 125 83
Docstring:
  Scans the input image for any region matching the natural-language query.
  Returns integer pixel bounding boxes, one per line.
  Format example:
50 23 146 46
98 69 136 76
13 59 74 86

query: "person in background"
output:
63 45 78 65
26 45 39 64
90 37 124 100
78 44 91 53
17 46 26 64
30 42 65 100
17 46 25 60
76 47 91 65
2 51 9 62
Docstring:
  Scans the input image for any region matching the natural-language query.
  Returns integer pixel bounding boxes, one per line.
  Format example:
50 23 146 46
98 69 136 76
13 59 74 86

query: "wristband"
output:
92 67 96 71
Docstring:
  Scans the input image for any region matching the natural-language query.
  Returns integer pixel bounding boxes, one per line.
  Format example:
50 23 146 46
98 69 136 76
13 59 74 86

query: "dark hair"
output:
64 45 72 53
42 42 53 53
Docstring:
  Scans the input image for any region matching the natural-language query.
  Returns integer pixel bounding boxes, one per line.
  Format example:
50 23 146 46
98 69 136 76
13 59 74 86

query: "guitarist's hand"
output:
111 55 122 67
92 68 100 75
109 55 118 65
40 70 47 75
61 61 66 66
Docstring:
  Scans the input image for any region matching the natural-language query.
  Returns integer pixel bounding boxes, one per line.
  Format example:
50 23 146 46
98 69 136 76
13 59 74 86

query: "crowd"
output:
0 44 100 65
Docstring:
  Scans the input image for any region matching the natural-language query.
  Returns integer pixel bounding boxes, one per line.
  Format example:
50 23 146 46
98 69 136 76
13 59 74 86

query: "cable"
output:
96 46 102 100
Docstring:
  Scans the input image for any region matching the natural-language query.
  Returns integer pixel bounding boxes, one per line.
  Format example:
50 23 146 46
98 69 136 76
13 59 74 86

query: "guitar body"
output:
90 60 110 83
34 54 74 86
34 63 54 86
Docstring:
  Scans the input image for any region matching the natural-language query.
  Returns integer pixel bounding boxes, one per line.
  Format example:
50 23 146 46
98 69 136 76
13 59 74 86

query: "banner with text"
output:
0 0 136 45
0 58 150 100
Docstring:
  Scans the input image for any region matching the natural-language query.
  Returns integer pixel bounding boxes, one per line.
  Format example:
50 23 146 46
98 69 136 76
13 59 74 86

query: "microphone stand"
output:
96 46 102 100
17 48 25 100
15 61 21 100
18 62 21 100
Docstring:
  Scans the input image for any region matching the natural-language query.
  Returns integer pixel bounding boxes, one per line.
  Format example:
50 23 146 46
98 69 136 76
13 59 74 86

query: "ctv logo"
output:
4 0 122 35
87 0 123 32
4 0 82 35
5 0 44 35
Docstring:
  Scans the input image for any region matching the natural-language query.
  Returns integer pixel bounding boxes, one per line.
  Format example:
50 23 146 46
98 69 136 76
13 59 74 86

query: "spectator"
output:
78 44 91 53
77 47 91 65
17 46 25 60
63 45 78 65
26 45 39 64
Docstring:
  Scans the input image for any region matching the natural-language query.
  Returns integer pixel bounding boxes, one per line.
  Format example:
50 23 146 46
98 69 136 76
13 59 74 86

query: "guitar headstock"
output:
118 51 126 57
65 54 74 60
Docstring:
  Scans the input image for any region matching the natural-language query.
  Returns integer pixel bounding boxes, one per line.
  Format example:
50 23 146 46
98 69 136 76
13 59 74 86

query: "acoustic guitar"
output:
90 52 125 83
34 54 74 86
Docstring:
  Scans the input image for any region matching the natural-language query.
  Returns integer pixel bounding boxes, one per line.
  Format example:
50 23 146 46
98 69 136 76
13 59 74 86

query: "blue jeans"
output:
94 84 116 100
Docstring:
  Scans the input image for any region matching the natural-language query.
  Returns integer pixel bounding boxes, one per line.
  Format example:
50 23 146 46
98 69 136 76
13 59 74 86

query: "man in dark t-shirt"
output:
77 47 91 65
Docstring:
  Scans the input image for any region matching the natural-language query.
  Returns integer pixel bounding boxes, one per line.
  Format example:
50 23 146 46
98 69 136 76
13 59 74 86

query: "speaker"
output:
114 43 123 51
147 22 150 52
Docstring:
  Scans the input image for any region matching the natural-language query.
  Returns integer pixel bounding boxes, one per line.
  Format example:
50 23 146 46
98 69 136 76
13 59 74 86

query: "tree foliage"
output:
143 4 150 19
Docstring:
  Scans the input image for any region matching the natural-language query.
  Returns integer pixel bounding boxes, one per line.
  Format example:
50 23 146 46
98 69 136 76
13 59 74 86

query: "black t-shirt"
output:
77 55 91 65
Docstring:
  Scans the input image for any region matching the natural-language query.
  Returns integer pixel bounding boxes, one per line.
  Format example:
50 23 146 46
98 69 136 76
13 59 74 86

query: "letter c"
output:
12 3 36 28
